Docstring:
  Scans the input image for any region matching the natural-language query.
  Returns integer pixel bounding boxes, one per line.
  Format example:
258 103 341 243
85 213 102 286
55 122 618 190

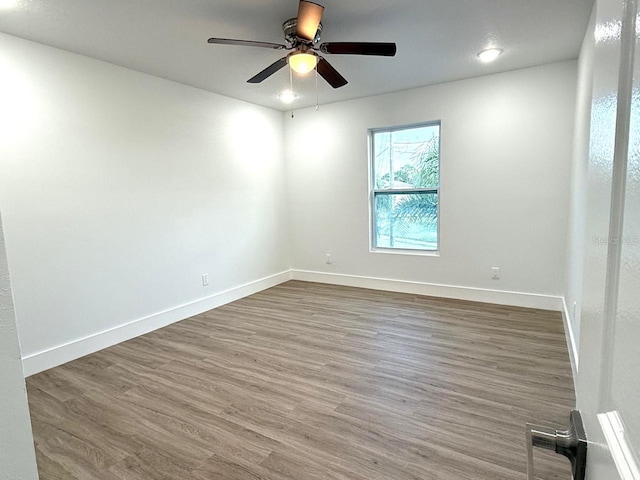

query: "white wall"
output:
0 212 39 480
285 62 577 301
0 33 290 373
564 5 597 371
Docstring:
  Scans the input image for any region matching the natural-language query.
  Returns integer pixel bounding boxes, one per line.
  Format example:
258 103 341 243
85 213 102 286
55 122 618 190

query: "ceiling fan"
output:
207 0 397 89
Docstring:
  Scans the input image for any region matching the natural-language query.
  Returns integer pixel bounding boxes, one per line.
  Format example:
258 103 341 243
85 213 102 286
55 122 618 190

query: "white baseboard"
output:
561 297 580 389
291 270 564 311
23 269 571 377
22 270 292 376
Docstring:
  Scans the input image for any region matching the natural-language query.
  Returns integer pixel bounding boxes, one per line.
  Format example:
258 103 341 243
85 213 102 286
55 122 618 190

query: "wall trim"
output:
561 297 580 390
22 270 292 376
291 270 564 311
23 269 573 377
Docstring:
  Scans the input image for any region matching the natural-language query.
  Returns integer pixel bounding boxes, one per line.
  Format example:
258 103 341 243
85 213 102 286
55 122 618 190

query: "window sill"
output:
369 248 440 257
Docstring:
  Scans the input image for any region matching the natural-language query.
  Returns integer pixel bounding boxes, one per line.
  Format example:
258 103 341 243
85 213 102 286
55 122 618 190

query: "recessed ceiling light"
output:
477 48 503 63
278 89 298 104
0 0 19 9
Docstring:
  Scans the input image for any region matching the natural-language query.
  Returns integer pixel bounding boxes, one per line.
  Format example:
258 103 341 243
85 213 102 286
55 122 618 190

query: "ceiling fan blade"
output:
316 57 348 89
247 57 289 83
296 1 324 41
319 42 397 56
208 37 287 50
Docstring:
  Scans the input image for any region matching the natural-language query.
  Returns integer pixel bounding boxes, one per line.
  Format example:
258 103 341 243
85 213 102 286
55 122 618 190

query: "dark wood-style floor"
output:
27 281 575 479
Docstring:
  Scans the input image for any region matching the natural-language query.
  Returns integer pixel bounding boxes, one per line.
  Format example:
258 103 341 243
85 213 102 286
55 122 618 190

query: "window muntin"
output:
370 122 440 252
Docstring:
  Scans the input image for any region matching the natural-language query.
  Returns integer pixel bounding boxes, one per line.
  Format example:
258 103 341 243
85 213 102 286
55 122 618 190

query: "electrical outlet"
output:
202 273 209 286
325 253 332 265
491 267 500 280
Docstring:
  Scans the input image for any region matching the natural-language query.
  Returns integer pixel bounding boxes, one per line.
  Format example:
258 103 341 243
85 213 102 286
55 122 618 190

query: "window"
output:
370 122 440 252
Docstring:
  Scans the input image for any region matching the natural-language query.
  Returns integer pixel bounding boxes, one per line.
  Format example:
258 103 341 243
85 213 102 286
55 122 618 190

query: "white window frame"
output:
368 121 441 255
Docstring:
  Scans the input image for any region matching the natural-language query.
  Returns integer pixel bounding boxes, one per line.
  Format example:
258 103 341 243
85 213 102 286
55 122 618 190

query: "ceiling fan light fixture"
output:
0 0 19 9
477 48 503 63
207 1 396 90
289 52 317 74
278 89 298 104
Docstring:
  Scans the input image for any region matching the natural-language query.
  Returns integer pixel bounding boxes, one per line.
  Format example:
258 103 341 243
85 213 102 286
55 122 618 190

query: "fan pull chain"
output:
289 64 295 118
315 63 319 111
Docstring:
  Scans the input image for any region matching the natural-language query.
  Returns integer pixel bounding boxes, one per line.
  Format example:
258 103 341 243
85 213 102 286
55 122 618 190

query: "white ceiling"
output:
0 0 593 111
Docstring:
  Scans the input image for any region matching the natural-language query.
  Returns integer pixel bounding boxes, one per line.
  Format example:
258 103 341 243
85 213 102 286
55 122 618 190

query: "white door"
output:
575 0 640 477
0 211 39 479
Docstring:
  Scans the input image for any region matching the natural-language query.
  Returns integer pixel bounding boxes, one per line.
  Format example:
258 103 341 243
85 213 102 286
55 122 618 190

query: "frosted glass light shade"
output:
289 53 317 74
0 0 19 8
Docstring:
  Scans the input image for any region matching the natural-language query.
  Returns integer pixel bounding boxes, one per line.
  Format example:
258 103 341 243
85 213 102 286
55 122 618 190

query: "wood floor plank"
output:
27 281 575 479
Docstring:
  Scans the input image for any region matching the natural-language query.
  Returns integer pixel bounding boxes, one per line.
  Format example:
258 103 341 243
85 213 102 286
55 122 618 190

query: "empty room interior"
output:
2 0 640 479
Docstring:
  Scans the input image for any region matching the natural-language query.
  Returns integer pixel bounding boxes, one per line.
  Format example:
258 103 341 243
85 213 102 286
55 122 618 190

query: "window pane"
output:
373 131 392 189
374 192 438 250
373 124 440 190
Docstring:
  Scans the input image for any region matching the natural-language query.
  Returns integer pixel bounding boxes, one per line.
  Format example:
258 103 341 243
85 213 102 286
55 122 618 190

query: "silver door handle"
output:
525 410 587 480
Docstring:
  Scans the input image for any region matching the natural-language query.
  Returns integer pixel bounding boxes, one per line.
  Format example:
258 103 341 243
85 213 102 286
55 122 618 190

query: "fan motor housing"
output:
282 17 322 45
